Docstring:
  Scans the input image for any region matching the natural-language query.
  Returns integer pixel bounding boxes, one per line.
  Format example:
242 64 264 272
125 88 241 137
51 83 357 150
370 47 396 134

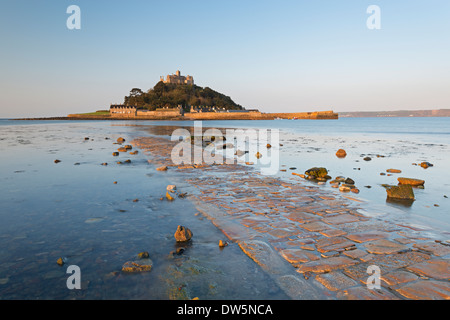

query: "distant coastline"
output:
340 109 450 118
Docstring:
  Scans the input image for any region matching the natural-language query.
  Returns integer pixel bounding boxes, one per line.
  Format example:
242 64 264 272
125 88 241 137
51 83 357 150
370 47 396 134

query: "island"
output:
66 71 338 121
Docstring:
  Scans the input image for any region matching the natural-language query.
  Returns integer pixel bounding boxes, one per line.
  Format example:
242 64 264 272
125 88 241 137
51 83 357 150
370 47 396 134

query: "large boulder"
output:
386 184 415 200
304 167 328 179
398 177 425 186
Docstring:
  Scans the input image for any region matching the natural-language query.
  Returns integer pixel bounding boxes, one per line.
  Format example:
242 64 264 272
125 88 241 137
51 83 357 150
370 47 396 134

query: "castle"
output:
160 70 194 85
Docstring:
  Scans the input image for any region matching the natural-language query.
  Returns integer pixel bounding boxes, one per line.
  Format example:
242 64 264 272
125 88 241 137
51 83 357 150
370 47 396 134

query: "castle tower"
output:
176 70 181 77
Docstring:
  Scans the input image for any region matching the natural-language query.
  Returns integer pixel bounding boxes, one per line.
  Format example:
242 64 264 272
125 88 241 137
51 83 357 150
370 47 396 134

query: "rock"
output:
137 251 149 259
235 150 246 157
113 181 117 184
336 149 347 158
339 185 351 192
255 152 262 159
122 259 153 273
344 178 355 185
101 163 108 166
129 151 138 155
166 192 175 201
387 169 402 173
304 167 328 179
124 145 132 150
167 185 177 192
117 147 128 152
351 188 360 194
219 240 228 248
56 257 65 266
156 166 168 171
112 152 119 156
420 162 433 169
174 225 193 242
363 157 372 161
124 159 131 163
117 137 125 143
386 184 415 200
54 159 61 163
397 177 425 186
266 144 272 148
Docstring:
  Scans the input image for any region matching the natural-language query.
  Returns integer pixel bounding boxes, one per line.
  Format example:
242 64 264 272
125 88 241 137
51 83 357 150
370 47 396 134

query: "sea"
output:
0 117 449 299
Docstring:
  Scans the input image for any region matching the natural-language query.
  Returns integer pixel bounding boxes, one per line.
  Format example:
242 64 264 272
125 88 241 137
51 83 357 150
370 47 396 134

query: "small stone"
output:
387 169 402 173
266 144 272 148
167 185 177 192
137 251 149 259
166 192 175 201
174 225 193 242
56 257 64 266
336 149 347 158
112 152 119 156
157 166 168 171
255 152 262 159
117 137 125 143
339 185 351 192
219 240 228 247
363 157 371 161
351 188 360 194
344 178 355 185
101 163 108 166
54 159 61 163
113 181 117 184
420 162 433 169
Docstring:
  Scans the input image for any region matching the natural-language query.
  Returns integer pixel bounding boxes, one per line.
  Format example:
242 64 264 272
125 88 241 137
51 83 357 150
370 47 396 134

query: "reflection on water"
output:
0 121 288 300
0 117 449 299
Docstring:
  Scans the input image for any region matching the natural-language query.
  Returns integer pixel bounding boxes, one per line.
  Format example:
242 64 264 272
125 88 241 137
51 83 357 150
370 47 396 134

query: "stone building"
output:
109 105 137 116
160 70 194 85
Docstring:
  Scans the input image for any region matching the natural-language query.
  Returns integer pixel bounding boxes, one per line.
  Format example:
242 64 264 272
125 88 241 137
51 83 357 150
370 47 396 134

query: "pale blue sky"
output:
0 0 449 117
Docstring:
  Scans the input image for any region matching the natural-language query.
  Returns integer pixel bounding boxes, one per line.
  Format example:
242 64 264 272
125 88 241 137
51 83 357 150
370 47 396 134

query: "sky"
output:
0 0 449 117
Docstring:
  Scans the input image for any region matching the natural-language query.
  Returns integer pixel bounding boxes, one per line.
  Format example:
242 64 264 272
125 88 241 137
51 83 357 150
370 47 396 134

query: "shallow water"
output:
0 120 288 299
0 117 449 299
129 117 450 237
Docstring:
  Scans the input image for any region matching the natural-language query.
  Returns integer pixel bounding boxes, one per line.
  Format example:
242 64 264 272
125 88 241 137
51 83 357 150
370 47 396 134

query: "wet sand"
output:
132 135 450 300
